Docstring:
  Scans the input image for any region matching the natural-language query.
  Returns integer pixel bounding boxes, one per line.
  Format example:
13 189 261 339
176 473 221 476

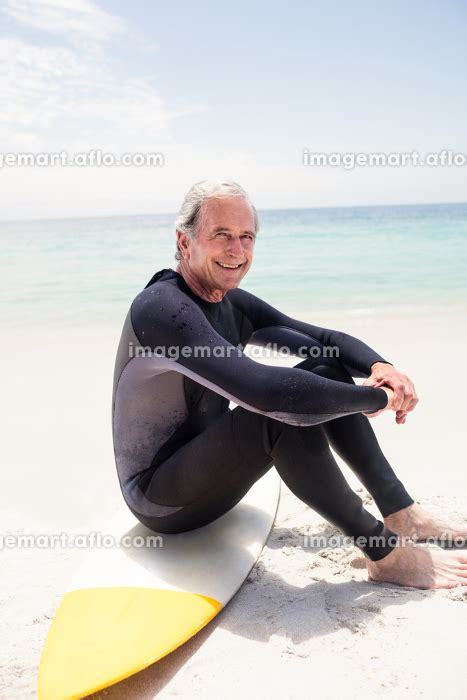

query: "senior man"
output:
112 180 467 589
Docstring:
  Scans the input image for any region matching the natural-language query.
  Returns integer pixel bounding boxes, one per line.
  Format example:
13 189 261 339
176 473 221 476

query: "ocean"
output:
1 202 467 330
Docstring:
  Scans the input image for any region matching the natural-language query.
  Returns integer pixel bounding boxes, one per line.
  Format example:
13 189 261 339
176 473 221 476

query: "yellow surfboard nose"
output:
37 587 222 700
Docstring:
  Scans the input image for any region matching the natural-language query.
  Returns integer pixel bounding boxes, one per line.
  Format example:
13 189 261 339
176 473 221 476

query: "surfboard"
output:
37 468 281 699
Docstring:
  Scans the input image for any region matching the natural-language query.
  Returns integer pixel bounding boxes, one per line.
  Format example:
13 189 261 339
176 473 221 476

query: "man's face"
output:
177 196 256 292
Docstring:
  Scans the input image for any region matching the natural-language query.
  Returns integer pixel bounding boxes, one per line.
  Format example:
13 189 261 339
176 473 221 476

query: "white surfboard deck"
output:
38 468 281 699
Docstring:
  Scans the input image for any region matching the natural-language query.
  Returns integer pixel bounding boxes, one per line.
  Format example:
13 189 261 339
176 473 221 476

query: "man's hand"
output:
363 362 419 424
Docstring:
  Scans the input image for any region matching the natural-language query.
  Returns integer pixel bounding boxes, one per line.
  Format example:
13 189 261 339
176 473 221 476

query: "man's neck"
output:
176 260 226 303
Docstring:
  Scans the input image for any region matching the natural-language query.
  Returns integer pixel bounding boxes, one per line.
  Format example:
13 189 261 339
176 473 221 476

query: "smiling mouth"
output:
215 261 245 270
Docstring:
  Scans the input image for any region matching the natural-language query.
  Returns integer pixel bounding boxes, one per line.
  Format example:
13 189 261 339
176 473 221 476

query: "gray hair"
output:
174 180 259 261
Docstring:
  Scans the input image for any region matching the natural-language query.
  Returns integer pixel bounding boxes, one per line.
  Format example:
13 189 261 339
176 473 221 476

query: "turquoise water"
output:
1 202 467 329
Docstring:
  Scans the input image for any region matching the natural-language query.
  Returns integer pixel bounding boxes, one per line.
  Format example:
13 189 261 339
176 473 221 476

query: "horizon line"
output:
1 199 466 225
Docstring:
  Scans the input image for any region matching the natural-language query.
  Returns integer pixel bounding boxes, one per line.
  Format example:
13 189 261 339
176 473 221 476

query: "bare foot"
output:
384 503 467 545
367 542 467 589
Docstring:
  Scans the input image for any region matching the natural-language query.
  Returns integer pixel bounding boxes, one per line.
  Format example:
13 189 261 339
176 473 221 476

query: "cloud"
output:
0 37 176 149
0 0 206 217
1 0 125 41
0 0 204 153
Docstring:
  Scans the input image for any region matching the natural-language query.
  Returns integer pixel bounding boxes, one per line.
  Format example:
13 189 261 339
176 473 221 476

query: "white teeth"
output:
217 262 242 269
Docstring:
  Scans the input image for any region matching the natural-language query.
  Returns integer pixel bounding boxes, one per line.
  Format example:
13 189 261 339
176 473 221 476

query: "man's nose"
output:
226 236 244 258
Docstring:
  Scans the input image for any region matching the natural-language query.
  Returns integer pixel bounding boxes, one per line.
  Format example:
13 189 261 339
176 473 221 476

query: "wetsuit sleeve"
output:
231 290 392 378
130 284 388 427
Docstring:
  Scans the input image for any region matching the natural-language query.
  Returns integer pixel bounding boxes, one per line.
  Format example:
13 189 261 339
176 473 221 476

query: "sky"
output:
0 0 466 219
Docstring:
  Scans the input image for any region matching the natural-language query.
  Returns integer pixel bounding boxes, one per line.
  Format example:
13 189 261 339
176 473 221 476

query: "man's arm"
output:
131 283 390 427
229 288 392 377
229 288 418 422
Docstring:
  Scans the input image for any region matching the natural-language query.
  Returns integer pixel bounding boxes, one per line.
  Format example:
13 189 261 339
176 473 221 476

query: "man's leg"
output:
135 396 467 588
296 356 467 547
294 356 414 517
136 405 397 561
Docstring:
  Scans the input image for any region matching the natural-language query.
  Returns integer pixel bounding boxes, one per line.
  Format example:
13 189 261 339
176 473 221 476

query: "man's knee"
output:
314 362 353 383
295 356 354 384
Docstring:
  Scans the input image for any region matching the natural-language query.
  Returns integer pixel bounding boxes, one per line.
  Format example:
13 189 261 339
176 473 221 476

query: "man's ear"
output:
176 230 190 259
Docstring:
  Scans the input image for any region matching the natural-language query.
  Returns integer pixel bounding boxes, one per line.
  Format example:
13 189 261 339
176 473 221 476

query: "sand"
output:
1 308 467 699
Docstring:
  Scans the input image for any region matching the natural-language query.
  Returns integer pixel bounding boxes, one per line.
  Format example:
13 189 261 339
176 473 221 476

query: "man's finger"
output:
405 396 419 412
391 382 405 410
400 394 413 412
405 381 418 408
401 388 419 412
396 410 407 424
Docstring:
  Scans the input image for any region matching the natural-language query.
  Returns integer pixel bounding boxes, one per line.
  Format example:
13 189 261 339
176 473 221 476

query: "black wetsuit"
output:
111 268 413 560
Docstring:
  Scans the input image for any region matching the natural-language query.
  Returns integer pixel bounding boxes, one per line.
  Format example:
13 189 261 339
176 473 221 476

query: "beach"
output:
2 0 467 694
2 305 467 699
